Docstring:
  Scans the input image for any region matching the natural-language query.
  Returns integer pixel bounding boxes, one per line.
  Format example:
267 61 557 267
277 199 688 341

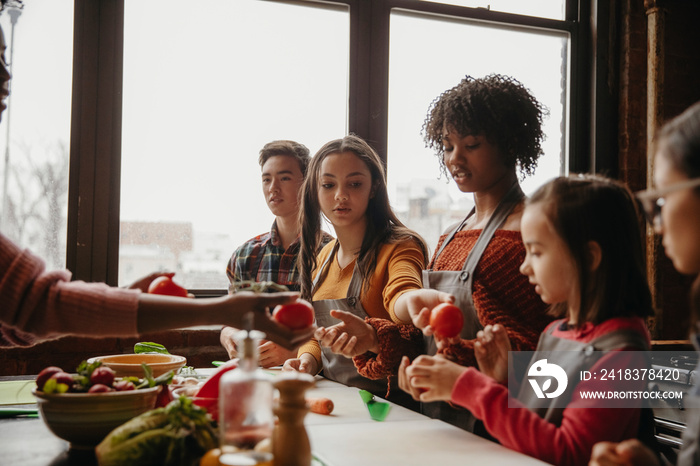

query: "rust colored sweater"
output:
0 233 140 346
431 229 552 367
355 229 552 379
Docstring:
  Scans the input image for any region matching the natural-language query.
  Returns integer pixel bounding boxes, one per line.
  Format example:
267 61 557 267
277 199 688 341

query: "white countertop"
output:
278 372 549 466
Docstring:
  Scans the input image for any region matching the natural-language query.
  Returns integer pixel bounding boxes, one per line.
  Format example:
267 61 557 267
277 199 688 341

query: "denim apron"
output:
420 183 524 430
312 243 388 397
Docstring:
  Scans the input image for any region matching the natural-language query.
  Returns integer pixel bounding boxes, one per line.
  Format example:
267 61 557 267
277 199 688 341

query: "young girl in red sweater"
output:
401 175 655 466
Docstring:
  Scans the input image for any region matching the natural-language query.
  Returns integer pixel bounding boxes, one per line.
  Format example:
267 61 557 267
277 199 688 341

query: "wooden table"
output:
0 373 547 465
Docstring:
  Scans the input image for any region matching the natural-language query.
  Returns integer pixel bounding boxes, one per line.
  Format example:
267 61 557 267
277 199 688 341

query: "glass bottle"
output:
219 328 274 466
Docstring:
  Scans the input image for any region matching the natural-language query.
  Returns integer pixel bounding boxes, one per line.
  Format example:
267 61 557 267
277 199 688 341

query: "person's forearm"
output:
393 292 412 323
137 294 220 333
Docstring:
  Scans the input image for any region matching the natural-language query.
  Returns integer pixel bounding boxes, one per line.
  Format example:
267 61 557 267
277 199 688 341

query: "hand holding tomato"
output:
127 272 175 293
147 275 188 297
272 299 314 330
474 324 511 383
428 303 464 339
396 289 455 331
219 292 315 350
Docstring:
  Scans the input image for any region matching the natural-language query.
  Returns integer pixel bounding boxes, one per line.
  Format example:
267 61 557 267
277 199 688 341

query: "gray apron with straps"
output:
517 323 651 426
311 243 388 397
420 183 524 430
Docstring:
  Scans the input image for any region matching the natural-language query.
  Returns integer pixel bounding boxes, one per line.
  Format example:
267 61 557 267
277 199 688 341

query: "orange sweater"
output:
297 238 425 367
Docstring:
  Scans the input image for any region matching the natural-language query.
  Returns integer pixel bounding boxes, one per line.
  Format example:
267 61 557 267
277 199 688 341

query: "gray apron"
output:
312 243 388 397
678 333 700 466
420 183 524 430
517 322 651 427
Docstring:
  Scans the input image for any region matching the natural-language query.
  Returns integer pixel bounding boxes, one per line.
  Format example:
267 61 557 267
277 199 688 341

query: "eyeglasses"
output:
636 177 700 227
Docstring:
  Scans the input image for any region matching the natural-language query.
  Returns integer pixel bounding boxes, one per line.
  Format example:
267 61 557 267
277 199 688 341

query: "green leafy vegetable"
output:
135 364 174 390
134 342 170 355
95 397 218 466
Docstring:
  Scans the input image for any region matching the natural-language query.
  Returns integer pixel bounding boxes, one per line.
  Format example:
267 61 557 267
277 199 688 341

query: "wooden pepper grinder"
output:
272 372 316 466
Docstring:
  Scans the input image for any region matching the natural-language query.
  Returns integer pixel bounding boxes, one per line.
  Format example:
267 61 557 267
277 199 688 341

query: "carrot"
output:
307 397 334 415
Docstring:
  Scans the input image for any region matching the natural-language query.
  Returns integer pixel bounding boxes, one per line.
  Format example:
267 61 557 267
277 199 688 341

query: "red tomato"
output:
272 299 314 330
429 303 464 339
147 276 188 297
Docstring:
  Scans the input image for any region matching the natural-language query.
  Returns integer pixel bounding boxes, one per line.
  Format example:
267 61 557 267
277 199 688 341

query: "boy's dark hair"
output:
258 140 311 176
528 174 654 325
423 74 547 180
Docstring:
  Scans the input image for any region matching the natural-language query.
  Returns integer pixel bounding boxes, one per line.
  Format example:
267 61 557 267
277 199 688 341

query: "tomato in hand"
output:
429 303 464 339
272 299 314 330
147 276 188 297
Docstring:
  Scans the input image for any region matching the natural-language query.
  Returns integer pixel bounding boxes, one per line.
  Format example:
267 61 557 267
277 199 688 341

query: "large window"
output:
0 0 73 270
119 0 349 288
387 9 568 252
66 0 584 291
415 0 566 20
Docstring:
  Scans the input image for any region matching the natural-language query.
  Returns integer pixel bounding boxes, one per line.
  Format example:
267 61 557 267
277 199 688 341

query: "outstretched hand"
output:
314 309 378 358
222 291 316 350
127 271 175 293
397 289 455 334
474 324 511 383
282 353 318 375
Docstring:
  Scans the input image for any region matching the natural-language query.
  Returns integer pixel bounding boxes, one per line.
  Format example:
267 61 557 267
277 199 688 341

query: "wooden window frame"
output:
67 0 603 288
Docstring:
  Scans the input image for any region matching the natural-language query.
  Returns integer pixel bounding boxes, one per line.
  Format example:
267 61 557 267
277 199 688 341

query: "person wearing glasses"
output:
589 101 700 466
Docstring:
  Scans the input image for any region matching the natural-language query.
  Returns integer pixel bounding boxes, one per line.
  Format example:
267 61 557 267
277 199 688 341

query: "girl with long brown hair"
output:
282 134 428 400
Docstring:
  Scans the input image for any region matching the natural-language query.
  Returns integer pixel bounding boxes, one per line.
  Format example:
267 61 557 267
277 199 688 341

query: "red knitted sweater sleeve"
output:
353 317 423 380
433 231 553 366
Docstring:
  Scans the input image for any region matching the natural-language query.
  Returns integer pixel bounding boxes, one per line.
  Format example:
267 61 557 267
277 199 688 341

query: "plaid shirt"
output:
225 220 332 292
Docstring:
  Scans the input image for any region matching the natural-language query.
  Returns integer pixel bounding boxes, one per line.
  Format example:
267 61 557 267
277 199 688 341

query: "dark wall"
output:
618 0 700 340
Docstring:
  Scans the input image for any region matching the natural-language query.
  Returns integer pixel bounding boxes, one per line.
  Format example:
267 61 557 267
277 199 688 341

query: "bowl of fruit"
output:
32 361 169 449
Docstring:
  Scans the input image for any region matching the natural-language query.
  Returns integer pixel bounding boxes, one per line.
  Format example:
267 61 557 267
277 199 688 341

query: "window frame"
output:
67 0 601 290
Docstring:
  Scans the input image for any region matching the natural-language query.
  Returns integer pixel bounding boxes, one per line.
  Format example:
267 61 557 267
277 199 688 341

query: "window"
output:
0 0 73 270
119 0 349 288
386 9 568 252
415 0 566 21
67 0 586 291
